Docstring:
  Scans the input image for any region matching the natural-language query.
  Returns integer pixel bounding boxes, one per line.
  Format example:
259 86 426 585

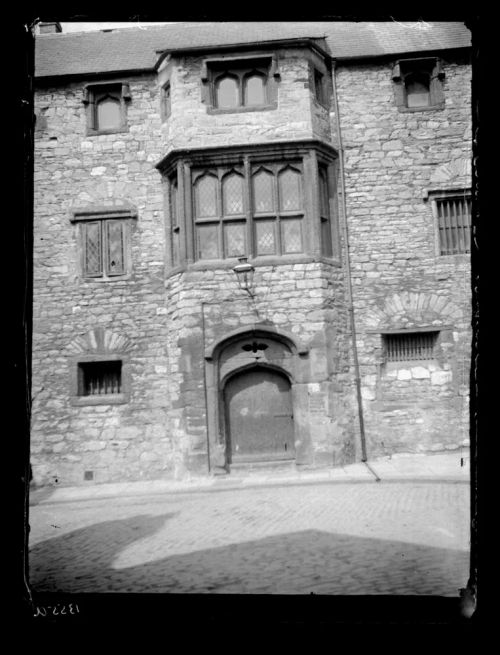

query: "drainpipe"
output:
331 60 373 470
201 301 211 473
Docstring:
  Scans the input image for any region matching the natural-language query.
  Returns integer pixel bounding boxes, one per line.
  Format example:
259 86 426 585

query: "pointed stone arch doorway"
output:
204 325 311 474
224 365 295 464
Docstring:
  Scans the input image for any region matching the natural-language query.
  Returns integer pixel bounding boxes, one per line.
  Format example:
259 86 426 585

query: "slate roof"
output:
35 21 471 79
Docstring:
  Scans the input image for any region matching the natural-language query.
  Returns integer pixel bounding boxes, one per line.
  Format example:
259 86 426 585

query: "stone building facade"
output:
31 22 472 486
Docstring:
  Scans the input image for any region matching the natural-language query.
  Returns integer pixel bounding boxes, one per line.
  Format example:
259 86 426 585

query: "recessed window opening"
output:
405 73 430 108
95 95 122 130
314 68 325 104
436 195 471 255
78 361 122 396
384 332 438 363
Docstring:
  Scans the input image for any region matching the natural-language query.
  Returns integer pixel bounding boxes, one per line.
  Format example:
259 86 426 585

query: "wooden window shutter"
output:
83 221 103 276
392 62 406 108
430 60 445 107
106 220 126 276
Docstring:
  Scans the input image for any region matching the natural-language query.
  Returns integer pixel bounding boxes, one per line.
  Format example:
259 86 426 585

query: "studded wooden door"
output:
224 367 294 463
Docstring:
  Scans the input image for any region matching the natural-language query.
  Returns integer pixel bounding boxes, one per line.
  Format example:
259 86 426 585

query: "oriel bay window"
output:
159 142 339 267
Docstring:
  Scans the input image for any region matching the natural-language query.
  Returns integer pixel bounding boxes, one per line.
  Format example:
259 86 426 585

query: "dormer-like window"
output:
83 82 131 135
201 55 279 114
392 58 445 112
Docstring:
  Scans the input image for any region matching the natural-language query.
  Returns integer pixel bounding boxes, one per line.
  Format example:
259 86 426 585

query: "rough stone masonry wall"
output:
335 53 472 455
164 261 357 476
32 74 173 486
159 47 330 153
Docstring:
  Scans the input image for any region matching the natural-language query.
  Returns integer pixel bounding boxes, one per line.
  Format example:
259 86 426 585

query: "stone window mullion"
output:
273 165 282 255
305 150 321 257
244 156 253 258
181 161 193 265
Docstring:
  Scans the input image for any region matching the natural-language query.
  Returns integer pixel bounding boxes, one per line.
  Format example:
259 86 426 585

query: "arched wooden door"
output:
224 367 295 463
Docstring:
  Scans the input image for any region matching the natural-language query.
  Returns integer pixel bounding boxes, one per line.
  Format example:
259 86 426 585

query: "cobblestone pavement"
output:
28 481 470 595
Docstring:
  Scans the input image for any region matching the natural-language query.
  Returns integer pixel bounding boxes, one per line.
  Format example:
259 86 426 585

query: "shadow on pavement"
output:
29 514 469 596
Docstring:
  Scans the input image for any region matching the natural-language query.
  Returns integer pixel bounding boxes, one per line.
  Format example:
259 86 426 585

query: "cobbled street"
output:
28 480 469 596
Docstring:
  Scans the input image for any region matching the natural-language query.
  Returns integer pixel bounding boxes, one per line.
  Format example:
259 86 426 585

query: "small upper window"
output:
313 68 326 105
392 58 445 112
161 82 171 121
83 83 131 134
202 56 278 113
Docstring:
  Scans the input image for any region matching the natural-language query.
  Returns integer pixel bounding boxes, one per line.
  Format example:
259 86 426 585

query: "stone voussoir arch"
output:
363 291 462 330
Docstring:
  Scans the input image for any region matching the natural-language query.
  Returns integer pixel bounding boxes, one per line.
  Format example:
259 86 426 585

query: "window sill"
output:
206 103 278 115
165 254 342 279
396 104 445 113
80 274 132 283
71 393 129 406
86 127 129 136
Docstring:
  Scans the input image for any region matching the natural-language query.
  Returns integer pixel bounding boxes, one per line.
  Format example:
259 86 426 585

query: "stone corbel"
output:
432 60 445 80
391 62 402 82
270 54 281 81
122 83 132 101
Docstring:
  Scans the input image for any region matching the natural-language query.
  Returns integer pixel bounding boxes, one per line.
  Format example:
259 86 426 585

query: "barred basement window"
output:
435 194 471 255
78 361 122 396
383 331 438 363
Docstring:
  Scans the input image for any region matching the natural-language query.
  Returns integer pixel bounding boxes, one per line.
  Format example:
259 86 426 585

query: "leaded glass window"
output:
281 219 302 254
195 174 218 218
255 220 276 255
278 168 301 212
222 173 244 216
224 222 246 258
81 219 129 279
197 224 219 260
177 152 339 264
253 169 274 213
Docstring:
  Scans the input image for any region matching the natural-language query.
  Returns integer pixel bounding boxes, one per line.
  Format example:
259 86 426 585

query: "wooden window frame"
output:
70 353 131 406
71 207 137 281
392 58 445 112
189 162 306 262
83 82 131 135
159 141 340 271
